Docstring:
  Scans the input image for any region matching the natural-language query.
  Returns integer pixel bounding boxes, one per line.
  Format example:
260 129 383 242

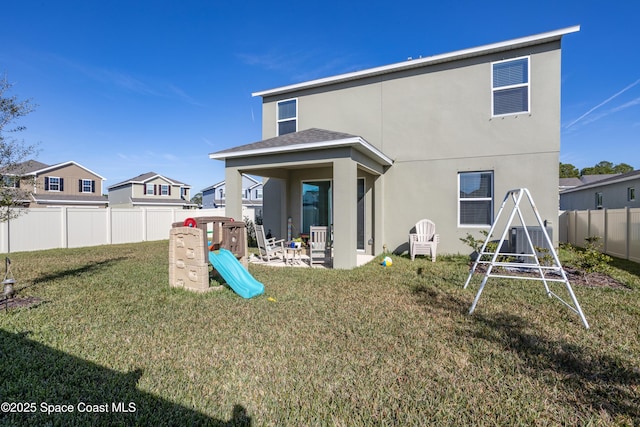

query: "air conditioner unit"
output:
509 226 553 256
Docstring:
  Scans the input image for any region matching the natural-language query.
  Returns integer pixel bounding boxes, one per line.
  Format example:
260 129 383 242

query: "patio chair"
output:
309 226 331 266
255 224 285 262
409 219 439 262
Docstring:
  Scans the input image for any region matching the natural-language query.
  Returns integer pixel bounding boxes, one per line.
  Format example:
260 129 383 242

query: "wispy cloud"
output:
565 78 640 130
47 52 204 105
167 84 205 107
237 47 362 83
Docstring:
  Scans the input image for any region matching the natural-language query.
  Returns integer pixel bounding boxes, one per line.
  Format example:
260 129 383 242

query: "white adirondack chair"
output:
309 226 331 266
256 224 285 262
409 219 439 262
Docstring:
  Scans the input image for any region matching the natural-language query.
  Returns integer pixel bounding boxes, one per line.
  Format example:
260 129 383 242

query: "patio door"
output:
302 181 332 234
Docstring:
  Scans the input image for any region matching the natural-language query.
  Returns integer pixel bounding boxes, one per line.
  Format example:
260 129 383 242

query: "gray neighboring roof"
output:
559 177 583 189
209 128 393 166
130 198 195 206
253 26 580 98
35 161 106 180
2 160 106 180
16 160 50 174
560 170 640 194
579 174 620 184
108 172 190 190
31 193 108 204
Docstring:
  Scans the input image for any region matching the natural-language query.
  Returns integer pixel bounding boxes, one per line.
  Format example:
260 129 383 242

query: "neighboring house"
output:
559 177 584 192
559 174 619 192
560 170 640 210
2 160 107 208
210 26 579 269
201 173 263 214
108 172 196 209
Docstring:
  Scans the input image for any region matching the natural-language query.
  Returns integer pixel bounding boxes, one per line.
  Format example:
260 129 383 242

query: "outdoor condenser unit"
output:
509 226 553 255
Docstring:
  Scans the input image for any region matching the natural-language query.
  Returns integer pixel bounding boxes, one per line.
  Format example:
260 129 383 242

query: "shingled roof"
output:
210 128 393 166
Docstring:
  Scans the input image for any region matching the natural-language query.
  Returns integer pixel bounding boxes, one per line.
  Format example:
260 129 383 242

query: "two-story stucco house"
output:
108 172 196 208
201 173 263 213
3 160 107 208
560 170 640 210
210 26 579 269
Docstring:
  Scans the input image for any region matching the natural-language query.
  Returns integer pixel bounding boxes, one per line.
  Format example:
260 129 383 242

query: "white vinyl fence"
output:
559 207 640 263
0 207 258 254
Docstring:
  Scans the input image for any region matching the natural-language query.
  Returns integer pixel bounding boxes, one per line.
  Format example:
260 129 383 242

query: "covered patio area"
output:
209 129 393 269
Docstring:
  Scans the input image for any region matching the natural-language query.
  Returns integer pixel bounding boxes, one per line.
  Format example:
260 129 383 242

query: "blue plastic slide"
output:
208 249 264 299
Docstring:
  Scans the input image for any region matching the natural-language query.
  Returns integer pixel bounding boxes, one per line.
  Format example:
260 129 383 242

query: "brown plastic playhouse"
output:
169 217 247 292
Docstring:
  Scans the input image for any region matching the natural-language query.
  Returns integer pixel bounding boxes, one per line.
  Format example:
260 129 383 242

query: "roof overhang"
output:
209 135 393 167
253 25 580 98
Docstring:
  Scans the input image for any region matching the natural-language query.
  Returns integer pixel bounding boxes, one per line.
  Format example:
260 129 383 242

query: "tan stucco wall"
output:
260 41 562 255
33 164 103 197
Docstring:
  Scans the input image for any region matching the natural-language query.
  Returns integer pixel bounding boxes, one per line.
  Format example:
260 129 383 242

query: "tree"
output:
0 75 38 222
559 162 579 178
579 161 635 177
613 162 634 174
190 192 202 207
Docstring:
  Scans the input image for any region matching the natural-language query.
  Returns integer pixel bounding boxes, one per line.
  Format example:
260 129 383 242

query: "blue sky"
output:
1 1 638 194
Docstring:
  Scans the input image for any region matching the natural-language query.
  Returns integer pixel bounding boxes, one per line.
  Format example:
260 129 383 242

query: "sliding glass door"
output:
302 181 332 234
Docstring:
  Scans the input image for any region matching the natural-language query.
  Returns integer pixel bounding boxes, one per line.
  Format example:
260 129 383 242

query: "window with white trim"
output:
595 192 603 209
161 185 169 196
492 57 529 116
146 184 154 195
458 171 493 226
255 188 263 199
3 176 19 188
277 98 297 135
47 176 61 191
81 179 93 193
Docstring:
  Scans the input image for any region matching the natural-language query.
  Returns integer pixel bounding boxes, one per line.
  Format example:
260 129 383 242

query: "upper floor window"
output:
161 185 170 196
595 192 603 209
219 189 225 199
46 176 62 192
492 57 529 116
459 171 493 226
277 98 297 135
80 179 94 193
255 188 263 199
628 187 635 202
2 176 20 188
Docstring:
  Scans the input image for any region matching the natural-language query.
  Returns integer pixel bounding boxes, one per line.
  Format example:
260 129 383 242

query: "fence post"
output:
106 207 112 245
603 208 608 253
61 207 68 249
626 206 631 261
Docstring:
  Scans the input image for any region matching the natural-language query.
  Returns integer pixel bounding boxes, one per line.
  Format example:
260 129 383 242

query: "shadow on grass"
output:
608 256 640 279
412 282 640 423
0 330 252 426
470 312 640 422
26 258 129 287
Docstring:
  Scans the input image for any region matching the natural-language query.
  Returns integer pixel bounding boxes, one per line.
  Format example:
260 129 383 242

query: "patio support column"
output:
225 167 243 221
333 158 357 269
374 174 385 255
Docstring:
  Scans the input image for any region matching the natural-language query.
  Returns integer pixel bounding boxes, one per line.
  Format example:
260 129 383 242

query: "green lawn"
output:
1 241 639 426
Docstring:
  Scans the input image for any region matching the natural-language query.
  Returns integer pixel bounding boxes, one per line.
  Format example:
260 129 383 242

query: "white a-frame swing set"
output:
463 188 589 329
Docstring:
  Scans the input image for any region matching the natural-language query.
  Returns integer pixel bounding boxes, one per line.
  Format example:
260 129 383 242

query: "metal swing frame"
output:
463 188 589 329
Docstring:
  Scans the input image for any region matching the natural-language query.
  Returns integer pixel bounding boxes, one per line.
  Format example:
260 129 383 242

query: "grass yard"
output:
1 240 639 426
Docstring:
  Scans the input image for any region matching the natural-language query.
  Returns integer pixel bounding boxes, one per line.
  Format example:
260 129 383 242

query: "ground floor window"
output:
458 171 493 226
